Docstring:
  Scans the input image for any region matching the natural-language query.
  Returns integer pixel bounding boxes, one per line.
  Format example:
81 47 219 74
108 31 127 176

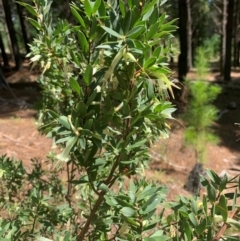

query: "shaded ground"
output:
0 67 240 201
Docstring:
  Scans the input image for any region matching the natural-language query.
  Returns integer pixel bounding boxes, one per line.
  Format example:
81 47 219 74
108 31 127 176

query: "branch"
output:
212 2 222 16
212 209 239 241
76 192 105 241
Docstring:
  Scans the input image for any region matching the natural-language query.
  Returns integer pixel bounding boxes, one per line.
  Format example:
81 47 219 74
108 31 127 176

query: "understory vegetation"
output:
0 0 239 240
183 45 221 163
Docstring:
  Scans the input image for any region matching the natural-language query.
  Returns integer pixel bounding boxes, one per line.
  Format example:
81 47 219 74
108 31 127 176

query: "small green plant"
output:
183 47 221 163
170 170 240 240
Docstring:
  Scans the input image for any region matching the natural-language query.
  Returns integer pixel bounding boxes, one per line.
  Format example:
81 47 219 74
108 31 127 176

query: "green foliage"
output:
170 169 240 241
1 155 240 240
1 0 237 240
194 47 210 80
0 155 72 241
17 0 178 240
183 47 221 163
203 34 221 60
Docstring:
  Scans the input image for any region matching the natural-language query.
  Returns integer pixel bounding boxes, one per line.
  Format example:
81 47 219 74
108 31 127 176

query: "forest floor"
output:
0 65 240 201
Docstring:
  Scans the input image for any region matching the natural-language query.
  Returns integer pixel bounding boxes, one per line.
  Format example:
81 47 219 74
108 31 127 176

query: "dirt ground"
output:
0 67 240 201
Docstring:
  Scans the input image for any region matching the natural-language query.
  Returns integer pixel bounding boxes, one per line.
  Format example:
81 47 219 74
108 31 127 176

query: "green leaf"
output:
146 22 159 40
161 107 176 119
84 0 92 18
226 218 240 229
147 68 179 98
84 64 93 85
146 79 155 100
98 183 110 193
59 116 70 129
219 174 228 192
137 186 160 201
76 101 87 117
93 0 101 14
143 57 157 69
56 136 71 144
203 194 208 214
207 184 216 203
17 2 38 17
57 136 78 161
101 26 122 38
140 195 161 215
35 236 53 241
142 0 158 14
216 195 228 222
191 199 198 215
184 221 192 240
129 180 136 193
160 24 177 32
28 18 41 30
144 237 170 241
119 0 126 17
121 207 136 217
196 218 207 235
123 9 132 34
232 188 238 210
127 25 144 39
86 90 98 105
70 77 80 95
126 139 146 151
206 169 221 185
147 230 170 240
142 7 154 21
77 31 89 56
98 0 106 17
188 212 198 227
152 46 162 58
70 7 86 29
63 232 71 241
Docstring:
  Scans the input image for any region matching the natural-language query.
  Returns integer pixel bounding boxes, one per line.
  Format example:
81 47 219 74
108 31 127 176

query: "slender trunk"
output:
2 0 22 70
234 0 240 67
0 0 13 58
178 0 188 82
186 0 192 70
220 0 228 76
17 3 30 54
0 34 9 66
224 0 234 81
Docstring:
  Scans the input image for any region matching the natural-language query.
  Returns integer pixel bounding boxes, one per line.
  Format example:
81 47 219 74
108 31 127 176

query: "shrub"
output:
1 0 237 240
18 0 178 239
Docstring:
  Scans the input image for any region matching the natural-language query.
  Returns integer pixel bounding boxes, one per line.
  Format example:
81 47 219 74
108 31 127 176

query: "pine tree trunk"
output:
234 0 240 67
0 34 9 66
224 0 234 81
17 3 30 54
186 0 192 70
220 0 228 77
2 0 22 70
178 0 189 82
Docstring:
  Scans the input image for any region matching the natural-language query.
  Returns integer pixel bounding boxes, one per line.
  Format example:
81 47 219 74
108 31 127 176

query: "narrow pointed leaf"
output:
84 64 93 85
57 136 78 161
84 0 92 18
70 7 86 28
70 77 80 95
93 0 101 14
127 25 144 39
101 26 122 38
